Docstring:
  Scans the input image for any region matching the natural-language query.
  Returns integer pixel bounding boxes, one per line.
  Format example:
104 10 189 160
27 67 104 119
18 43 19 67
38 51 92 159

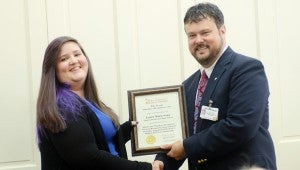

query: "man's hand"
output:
152 160 164 170
161 140 186 160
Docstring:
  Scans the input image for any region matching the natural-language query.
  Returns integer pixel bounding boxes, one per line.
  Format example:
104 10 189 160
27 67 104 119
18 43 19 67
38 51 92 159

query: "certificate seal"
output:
146 135 156 144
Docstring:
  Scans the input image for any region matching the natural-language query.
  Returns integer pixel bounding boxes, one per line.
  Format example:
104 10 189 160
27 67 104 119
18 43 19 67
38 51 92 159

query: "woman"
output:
36 36 154 170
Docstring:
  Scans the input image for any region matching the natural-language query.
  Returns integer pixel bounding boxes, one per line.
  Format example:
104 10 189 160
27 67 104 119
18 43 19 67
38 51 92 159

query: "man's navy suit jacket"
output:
156 47 277 170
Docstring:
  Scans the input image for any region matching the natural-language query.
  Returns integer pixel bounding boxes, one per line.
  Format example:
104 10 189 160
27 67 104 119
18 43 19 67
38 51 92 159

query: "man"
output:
153 2 276 170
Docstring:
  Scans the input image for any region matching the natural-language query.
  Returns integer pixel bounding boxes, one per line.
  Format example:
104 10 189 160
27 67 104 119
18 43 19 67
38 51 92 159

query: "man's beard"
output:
193 43 223 67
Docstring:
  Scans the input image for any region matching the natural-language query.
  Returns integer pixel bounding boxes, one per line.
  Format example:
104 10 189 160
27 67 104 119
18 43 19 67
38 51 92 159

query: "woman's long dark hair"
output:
36 36 120 138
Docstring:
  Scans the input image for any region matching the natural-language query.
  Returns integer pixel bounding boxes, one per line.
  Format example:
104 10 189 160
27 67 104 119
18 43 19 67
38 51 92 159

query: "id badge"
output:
200 105 219 121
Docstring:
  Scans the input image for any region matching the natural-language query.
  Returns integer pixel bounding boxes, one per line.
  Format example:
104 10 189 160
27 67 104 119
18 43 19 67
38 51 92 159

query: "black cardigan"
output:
39 103 151 170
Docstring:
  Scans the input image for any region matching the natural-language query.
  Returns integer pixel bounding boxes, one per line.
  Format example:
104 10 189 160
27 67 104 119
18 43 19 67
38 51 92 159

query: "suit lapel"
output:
202 47 233 106
194 48 233 133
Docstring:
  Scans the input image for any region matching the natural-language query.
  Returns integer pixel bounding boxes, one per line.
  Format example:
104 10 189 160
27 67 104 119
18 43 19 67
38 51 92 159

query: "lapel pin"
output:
214 77 218 81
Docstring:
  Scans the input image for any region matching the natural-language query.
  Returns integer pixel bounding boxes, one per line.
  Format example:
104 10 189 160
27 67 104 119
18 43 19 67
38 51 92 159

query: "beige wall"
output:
0 0 299 169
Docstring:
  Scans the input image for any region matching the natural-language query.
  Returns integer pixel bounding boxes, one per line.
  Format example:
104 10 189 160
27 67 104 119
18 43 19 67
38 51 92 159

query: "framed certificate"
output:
128 85 188 156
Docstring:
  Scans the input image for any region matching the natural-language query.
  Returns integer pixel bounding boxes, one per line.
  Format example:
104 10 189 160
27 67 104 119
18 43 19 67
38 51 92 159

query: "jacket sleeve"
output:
155 153 185 170
48 115 151 170
119 120 133 143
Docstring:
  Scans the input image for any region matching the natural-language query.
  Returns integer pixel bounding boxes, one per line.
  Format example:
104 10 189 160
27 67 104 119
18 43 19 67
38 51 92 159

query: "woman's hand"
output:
131 121 139 126
152 160 164 170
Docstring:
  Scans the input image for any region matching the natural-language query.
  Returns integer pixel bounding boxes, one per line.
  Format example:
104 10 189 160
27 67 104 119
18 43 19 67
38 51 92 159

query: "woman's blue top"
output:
85 101 119 156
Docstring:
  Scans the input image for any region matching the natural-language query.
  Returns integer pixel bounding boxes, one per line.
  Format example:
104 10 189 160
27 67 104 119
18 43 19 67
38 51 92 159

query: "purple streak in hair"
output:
56 83 85 119
36 84 86 146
